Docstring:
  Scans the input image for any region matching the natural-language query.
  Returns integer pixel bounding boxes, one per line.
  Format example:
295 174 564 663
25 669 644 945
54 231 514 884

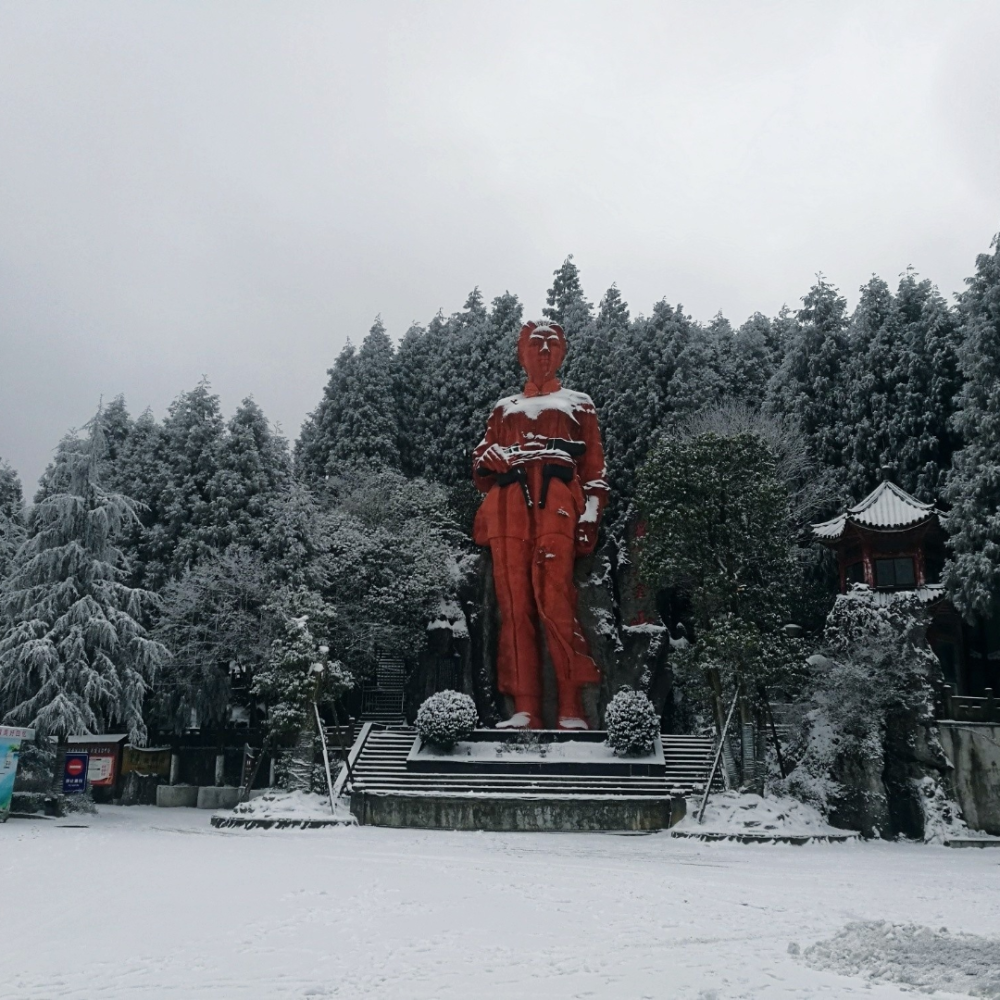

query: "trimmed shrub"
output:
605 689 659 756
415 690 478 749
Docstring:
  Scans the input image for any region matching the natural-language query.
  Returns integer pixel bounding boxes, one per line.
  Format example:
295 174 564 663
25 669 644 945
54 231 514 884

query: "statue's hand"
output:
478 444 511 475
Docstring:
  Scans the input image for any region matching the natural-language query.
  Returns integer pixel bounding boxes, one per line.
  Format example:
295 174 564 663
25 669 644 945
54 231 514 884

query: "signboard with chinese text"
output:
0 726 36 821
121 746 171 777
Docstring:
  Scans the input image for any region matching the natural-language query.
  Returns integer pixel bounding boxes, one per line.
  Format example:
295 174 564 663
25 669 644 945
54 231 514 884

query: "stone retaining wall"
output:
351 790 685 832
939 722 1000 835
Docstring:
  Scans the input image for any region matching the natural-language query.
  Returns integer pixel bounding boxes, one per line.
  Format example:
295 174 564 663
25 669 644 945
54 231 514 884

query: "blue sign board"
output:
63 752 90 794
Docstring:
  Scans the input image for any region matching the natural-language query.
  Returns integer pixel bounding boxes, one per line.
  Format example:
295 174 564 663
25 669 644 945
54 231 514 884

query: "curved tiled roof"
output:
812 480 945 541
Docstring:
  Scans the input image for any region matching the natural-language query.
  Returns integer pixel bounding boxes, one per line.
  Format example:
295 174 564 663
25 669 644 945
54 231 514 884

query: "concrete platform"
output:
942 837 1000 849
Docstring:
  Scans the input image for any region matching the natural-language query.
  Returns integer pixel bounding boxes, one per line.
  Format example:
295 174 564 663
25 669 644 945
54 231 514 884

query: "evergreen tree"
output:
729 311 785 404
101 394 132 470
542 255 594 337
0 459 25 582
153 379 227 586
110 408 168 589
211 397 291 550
152 547 273 732
252 589 352 739
297 319 400 482
0 412 167 742
843 275 899 498
767 276 850 471
891 272 963 499
944 234 1000 618
637 432 802 708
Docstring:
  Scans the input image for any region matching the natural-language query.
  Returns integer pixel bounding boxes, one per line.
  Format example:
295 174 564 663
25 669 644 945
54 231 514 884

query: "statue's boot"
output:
496 699 543 730
557 685 589 731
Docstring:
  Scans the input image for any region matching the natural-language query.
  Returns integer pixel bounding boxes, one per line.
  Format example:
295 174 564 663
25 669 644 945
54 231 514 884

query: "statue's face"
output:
519 324 566 385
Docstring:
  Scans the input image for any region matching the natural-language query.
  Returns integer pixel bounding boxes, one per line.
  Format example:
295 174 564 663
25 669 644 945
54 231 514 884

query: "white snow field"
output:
4 806 1000 1000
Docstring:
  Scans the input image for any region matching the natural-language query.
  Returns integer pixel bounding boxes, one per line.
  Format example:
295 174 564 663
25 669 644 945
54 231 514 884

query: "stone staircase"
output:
345 727 717 800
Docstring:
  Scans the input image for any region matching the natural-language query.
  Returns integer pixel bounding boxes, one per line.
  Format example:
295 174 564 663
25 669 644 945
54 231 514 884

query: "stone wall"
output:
939 721 1000 835
351 789 685 831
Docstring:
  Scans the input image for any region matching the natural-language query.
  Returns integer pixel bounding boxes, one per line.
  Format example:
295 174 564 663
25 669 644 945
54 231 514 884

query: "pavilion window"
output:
874 557 916 589
846 561 865 585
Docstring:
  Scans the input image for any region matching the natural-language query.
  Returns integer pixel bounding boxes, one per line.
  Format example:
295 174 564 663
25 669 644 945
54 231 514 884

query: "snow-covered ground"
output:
4 806 1000 999
673 791 850 839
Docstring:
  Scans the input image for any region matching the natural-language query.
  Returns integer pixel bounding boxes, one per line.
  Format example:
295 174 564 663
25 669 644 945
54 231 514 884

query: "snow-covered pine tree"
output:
0 459 25 582
252 590 351 740
419 290 490 486
262 482 331 591
728 312 785 404
944 234 1000 618
0 411 168 742
151 379 227 587
101 394 133 471
891 272 963 500
252 590 353 791
109 407 168 588
210 397 291 551
296 319 400 482
843 275 899 498
543 255 594 337
548 256 598 394
296 341 359 484
766 276 850 473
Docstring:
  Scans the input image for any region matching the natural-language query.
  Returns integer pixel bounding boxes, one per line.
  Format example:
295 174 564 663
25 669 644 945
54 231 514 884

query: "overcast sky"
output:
2 2 999 493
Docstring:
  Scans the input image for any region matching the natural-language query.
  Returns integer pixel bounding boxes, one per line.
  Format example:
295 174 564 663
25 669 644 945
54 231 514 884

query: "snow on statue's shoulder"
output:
497 387 595 421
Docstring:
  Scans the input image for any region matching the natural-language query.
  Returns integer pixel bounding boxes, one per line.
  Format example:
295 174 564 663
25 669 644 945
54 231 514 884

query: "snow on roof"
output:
66 734 128 744
812 480 944 541
863 584 947 608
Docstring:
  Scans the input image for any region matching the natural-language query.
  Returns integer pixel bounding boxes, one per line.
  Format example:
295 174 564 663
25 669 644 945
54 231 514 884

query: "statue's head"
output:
518 321 566 386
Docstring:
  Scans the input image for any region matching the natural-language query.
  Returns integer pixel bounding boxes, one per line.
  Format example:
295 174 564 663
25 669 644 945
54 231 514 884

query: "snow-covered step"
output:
346 724 718 802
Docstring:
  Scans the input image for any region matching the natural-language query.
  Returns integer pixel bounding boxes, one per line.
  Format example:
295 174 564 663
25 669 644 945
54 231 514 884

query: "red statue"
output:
473 321 609 730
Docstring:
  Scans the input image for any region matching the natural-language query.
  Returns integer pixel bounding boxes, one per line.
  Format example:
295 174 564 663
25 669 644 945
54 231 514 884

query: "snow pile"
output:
605 688 659 756
426 598 469 639
801 920 1000 997
220 789 355 823
675 791 848 837
915 774 971 844
415 690 478 749
414 737 659 764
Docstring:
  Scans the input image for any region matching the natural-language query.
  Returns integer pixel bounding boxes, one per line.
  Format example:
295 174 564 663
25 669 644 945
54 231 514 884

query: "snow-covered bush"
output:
605 688 659 756
415 690 478 749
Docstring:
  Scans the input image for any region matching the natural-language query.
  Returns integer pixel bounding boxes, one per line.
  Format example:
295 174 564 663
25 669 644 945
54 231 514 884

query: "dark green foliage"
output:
843 272 962 501
637 432 803 698
0 459 25 581
151 547 274 732
296 318 401 482
944 234 1000 619
766 276 850 471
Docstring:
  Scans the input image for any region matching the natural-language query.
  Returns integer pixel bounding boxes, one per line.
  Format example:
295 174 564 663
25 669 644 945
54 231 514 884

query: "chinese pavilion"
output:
811 477 988 695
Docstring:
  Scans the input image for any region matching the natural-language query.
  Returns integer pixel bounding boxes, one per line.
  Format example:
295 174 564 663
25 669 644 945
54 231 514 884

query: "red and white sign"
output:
86 754 116 786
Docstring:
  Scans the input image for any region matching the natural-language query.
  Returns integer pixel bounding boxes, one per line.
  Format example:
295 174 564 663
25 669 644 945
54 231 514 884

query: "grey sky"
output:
2 1 998 494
